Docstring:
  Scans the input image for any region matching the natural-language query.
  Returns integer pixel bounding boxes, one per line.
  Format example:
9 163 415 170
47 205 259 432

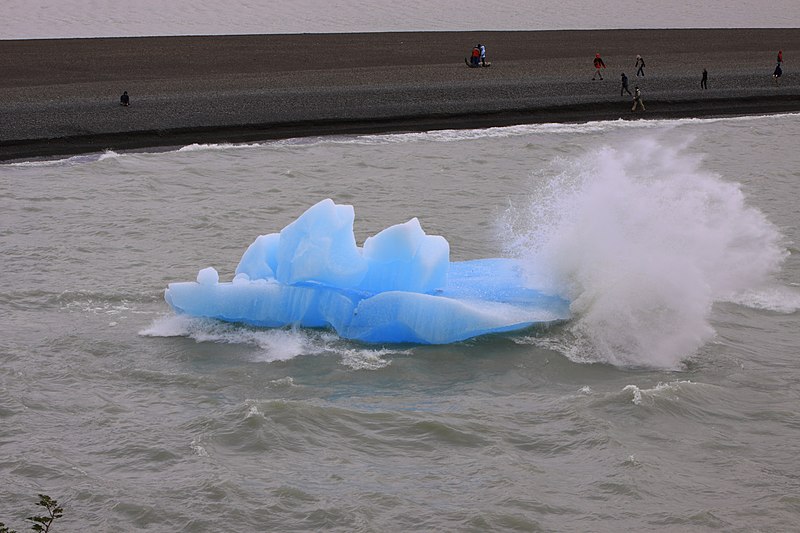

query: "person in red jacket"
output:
592 53 606 80
470 45 480 66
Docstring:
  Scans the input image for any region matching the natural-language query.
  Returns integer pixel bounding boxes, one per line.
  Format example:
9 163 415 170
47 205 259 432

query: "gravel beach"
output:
1 29 798 160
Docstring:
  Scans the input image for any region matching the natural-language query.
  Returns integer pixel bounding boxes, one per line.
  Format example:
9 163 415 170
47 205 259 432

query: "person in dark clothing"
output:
773 63 783 85
631 86 645 112
635 54 645 77
120 91 130 106
701 68 708 89
620 73 631 95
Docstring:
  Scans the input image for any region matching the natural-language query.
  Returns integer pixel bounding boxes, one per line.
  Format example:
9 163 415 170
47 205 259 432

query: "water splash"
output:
502 136 787 369
140 315 404 367
140 315 334 361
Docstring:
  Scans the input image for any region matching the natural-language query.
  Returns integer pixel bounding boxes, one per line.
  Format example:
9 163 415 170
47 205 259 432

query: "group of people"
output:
603 54 645 111
466 44 787 113
619 72 645 111
467 44 487 67
594 53 646 82
122 46 787 110
597 49 786 111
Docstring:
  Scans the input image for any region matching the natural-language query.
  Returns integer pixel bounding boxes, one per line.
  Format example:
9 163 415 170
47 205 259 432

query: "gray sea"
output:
2 115 800 531
3 0 800 39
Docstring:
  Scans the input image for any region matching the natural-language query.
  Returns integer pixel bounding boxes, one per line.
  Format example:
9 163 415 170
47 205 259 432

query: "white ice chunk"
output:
196 267 219 285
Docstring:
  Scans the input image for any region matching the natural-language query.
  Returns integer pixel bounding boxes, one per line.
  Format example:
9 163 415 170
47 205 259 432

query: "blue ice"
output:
164 199 569 344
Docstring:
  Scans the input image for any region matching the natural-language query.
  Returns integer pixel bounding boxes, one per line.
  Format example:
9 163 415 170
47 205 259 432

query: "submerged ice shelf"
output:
164 199 569 344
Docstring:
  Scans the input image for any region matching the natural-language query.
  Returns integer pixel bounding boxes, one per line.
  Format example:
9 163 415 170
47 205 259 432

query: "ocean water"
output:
2 114 800 531
3 0 800 39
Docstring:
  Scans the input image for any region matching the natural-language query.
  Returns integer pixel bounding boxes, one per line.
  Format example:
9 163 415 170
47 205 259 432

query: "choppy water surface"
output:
2 115 800 531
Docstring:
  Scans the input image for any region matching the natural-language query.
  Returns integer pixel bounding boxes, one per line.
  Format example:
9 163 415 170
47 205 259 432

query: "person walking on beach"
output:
120 91 130 106
479 43 486 66
620 72 631 95
631 86 645 112
592 53 606 80
635 54 645 77
701 68 708 89
773 63 783 85
777 50 783 64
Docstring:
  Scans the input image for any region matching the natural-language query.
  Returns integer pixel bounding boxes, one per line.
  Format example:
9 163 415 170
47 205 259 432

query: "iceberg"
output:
165 199 569 344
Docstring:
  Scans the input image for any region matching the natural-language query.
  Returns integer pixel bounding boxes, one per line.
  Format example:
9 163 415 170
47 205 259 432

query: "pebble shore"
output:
1 29 798 160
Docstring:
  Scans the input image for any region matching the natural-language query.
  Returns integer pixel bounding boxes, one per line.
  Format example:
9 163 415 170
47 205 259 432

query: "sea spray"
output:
502 136 787 368
140 314 401 366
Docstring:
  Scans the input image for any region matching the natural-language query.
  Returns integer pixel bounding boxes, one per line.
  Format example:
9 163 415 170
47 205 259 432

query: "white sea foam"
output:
502 135 788 369
140 315 326 361
97 150 122 161
177 142 264 153
723 285 800 314
340 347 400 370
190 438 210 457
139 314 196 337
268 377 296 388
622 380 695 405
140 315 406 366
244 401 263 418
331 120 656 147
275 114 800 150
58 292 135 316
5 150 122 168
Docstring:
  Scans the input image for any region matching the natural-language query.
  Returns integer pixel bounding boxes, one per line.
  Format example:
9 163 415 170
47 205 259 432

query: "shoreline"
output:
3 98 800 162
2 29 799 161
